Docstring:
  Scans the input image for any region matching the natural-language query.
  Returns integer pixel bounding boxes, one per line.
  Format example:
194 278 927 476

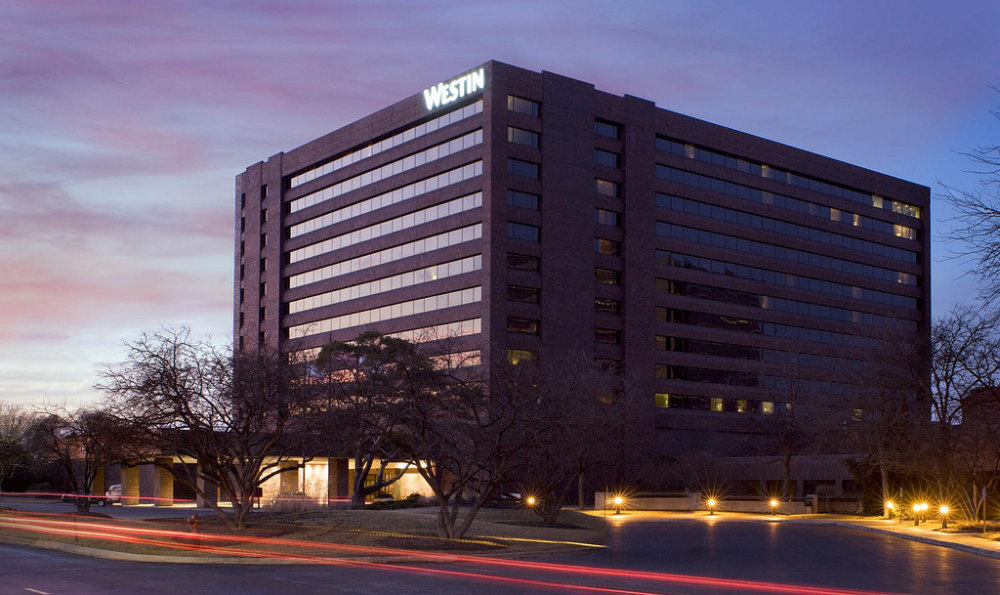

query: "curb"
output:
832 522 1000 560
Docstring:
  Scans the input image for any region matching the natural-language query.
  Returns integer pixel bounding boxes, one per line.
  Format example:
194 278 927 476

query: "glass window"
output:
595 238 621 256
595 328 620 344
507 252 539 270
507 317 539 335
594 208 621 226
508 126 539 147
595 120 620 139
595 358 622 374
595 149 621 168
507 349 536 365
508 190 539 210
508 158 539 179
595 268 620 285
508 222 540 242
507 95 539 117
654 393 671 408
595 297 621 314
596 178 619 197
507 285 539 303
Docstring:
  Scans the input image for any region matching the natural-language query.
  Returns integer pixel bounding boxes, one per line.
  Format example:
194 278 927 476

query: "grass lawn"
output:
0 505 607 560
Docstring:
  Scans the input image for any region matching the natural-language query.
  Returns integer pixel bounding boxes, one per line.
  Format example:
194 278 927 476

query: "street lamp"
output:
612 495 624 515
885 500 895 519
940 504 950 529
707 498 718 516
525 495 536 507
769 499 779 516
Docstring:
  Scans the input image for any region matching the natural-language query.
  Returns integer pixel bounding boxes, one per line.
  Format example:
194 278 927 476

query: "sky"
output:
1 0 997 408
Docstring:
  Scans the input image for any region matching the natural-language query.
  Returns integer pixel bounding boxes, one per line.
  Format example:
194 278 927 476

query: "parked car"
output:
105 484 121 504
61 491 112 506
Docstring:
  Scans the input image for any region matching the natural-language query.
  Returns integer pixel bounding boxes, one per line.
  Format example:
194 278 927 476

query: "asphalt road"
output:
2 513 999 594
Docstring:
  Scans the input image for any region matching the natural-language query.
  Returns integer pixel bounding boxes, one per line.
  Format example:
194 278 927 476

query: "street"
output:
2 511 999 594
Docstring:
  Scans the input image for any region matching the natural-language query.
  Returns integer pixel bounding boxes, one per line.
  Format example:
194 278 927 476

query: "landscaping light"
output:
940 504 950 529
886 501 894 510
612 495 624 515
769 499 779 515
707 498 718 515
526 496 536 507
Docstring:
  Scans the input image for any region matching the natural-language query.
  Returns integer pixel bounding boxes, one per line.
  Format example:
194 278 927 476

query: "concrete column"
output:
121 464 140 505
279 462 299 494
327 458 349 505
196 463 218 508
153 457 174 506
91 466 106 494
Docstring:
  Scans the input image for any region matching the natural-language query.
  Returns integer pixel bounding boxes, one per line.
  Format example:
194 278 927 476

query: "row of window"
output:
595 149 620 168
290 100 483 188
655 392 788 415
656 222 917 286
508 222 539 242
289 160 482 231
596 178 620 197
505 317 621 346
508 126 539 147
508 95 539 117
654 365 855 396
656 166 917 242
287 286 482 339
595 208 621 226
288 224 482 289
655 136 921 219
430 350 482 370
288 255 482 314
656 307 888 348
289 191 482 263
290 317 482 361
508 189 539 210
655 335 866 371
508 157 539 179
656 279 914 329
657 193 917 263
289 130 482 214
656 251 917 310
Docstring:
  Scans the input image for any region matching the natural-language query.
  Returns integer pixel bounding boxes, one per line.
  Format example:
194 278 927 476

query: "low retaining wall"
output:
594 492 859 515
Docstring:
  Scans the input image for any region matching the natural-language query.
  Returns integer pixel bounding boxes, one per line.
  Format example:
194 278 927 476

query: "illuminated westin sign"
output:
423 68 485 111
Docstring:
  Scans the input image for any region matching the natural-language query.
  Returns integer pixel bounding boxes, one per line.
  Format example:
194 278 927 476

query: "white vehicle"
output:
105 484 122 504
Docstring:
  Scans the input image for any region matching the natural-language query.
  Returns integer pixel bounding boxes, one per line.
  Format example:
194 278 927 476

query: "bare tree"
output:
926 305 1000 515
99 328 313 529
940 89 1000 303
30 406 121 513
313 331 438 507
0 404 35 493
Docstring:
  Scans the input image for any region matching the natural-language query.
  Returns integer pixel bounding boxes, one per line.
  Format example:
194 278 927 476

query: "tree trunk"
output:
782 449 792 499
878 444 891 518
578 468 585 510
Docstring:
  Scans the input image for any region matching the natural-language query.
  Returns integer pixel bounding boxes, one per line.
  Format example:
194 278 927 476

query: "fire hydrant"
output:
186 513 201 548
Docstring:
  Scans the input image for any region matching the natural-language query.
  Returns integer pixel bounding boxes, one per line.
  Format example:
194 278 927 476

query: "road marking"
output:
24 588 50 594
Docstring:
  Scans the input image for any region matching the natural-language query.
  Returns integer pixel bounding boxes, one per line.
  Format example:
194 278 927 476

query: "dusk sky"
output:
2 1 997 407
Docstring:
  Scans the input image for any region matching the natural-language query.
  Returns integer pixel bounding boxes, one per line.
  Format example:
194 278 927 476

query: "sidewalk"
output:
830 516 1000 560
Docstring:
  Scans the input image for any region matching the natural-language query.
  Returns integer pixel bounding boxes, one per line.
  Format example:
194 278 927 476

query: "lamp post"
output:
885 500 895 519
940 504 950 529
613 495 624 515
707 498 718 516
769 499 779 516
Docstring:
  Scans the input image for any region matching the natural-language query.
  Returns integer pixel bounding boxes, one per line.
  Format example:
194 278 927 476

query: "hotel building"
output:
235 61 929 494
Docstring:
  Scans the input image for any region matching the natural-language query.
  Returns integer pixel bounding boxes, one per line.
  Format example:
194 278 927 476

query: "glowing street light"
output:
940 504 950 529
769 499 779 516
707 498 718 516
525 495 536 507
612 495 624 515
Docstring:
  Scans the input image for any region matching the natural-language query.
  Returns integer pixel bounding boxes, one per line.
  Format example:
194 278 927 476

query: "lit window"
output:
595 268 620 285
506 349 536 365
711 398 724 412
507 317 539 335
655 393 671 408
596 178 619 197
762 401 775 415
595 238 621 256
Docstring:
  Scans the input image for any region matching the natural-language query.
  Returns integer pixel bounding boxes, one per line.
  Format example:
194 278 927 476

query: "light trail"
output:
0 511 900 595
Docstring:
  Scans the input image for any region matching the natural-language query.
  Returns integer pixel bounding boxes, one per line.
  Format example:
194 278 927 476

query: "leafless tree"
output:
312 331 439 507
0 403 36 493
926 305 1000 515
30 405 122 513
940 89 1000 303
99 328 313 529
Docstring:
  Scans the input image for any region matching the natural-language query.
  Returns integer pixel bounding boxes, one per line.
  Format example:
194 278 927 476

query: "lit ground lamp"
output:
885 500 895 519
612 495 625 515
940 504 950 529
707 498 718 516
769 499 779 516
